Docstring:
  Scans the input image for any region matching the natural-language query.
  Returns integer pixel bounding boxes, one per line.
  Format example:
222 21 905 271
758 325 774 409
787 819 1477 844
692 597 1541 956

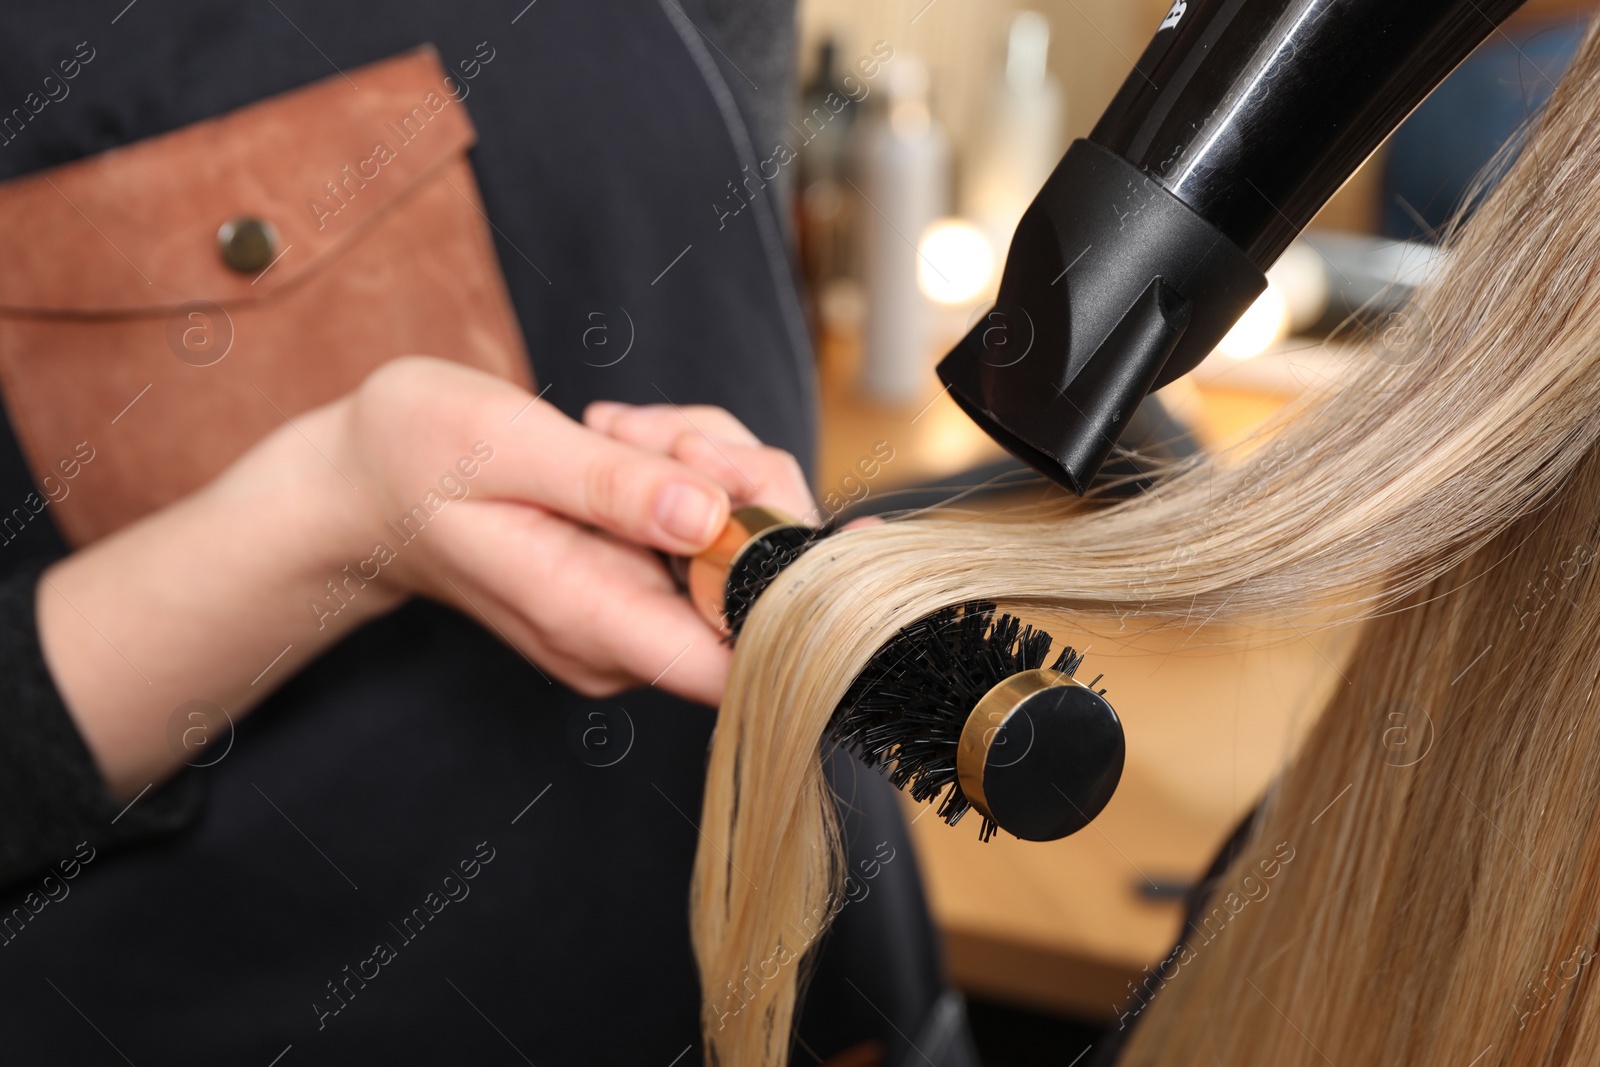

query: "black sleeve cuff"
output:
0 557 203 890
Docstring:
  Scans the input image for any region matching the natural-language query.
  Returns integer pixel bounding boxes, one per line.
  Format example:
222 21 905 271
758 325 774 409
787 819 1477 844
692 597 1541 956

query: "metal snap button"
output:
216 216 279 274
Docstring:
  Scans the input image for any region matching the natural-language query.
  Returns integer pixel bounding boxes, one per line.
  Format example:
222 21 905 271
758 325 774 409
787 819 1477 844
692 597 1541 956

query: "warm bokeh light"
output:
917 218 996 306
1216 283 1290 361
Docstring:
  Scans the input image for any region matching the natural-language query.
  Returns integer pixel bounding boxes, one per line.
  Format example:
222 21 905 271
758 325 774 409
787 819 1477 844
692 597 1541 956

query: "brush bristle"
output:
723 522 835 638
826 600 1084 841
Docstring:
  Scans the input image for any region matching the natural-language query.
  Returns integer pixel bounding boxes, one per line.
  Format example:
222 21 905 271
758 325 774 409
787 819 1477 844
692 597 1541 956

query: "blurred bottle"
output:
796 38 859 300
859 57 949 405
964 11 1064 263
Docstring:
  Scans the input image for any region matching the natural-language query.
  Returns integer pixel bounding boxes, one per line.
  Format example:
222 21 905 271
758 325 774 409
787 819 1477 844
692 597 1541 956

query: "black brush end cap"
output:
981 683 1125 842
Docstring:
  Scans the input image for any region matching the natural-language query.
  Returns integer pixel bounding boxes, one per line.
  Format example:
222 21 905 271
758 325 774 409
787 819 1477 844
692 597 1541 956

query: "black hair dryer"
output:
939 0 1531 494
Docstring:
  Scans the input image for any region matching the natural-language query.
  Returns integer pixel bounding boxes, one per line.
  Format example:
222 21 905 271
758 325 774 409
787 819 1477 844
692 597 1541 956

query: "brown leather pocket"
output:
0 46 532 547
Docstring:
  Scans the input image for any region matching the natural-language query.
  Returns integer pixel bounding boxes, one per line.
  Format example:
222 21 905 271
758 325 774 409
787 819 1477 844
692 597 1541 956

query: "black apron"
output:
0 3 962 1064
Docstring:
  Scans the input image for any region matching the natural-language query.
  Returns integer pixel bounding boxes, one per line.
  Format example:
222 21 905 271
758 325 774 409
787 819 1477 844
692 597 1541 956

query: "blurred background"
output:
785 0 1597 1062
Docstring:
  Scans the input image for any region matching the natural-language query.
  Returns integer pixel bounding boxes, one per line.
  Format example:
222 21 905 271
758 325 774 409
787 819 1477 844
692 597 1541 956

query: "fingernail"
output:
655 482 722 546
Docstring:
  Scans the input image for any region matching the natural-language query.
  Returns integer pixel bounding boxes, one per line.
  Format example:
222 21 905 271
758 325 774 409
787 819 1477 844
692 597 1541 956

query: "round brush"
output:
679 512 1125 841
832 600 1123 842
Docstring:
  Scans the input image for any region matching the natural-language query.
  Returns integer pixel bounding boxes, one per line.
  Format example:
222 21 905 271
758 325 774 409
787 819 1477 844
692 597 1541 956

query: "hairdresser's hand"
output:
582 401 818 522
39 357 755 798
335 358 753 705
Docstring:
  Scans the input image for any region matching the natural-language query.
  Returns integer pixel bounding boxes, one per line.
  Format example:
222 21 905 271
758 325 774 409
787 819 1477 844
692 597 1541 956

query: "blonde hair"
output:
694 13 1600 1065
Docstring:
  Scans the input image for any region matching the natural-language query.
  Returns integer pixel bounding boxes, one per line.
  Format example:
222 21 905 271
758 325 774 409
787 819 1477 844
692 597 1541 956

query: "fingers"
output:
584 401 760 448
352 362 739 556
668 434 816 522
476 398 734 556
429 502 733 705
349 363 740 702
584 402 816 523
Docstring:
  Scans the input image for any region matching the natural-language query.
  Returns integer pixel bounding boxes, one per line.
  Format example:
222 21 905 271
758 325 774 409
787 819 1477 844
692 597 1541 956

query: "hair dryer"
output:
937 0 1531 493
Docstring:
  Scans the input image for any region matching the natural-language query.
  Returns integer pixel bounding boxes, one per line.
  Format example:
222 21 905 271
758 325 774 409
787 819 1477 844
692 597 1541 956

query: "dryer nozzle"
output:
937 139 1264 494
939 0 1532 494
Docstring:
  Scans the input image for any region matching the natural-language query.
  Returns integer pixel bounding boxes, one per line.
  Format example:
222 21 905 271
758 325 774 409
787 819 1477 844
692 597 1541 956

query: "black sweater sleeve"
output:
0 557 203 890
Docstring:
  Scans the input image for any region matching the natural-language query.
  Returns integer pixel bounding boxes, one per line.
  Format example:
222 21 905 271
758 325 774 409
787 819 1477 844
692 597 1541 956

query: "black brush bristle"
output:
722 521 835 637
826 601 1084 841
